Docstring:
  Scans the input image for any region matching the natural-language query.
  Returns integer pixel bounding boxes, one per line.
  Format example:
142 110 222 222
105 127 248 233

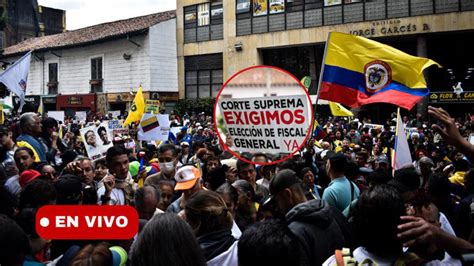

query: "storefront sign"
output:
149 92 179 101
43 97 57 104
429 91 474 103
13 95 40 110
348 19 431 37
68 96 83 105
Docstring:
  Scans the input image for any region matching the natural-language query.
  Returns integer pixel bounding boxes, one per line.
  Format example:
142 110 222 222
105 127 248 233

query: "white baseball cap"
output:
174 166 201 191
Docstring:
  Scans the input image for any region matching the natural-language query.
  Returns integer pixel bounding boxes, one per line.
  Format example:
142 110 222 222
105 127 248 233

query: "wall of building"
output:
177 0 474 99
149 18 178 92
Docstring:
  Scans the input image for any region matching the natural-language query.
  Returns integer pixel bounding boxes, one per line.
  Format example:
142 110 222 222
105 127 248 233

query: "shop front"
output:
13 95 41 114
56 93 96 118
106 92 138 117
42 96 57 112
149 91 179 112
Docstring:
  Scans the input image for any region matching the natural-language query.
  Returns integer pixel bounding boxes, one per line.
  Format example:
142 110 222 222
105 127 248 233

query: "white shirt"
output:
207 240 239 266
256 178 270 189
97 186 125 205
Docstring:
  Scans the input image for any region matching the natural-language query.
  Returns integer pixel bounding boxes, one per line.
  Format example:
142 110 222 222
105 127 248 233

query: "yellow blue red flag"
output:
319 32 441 110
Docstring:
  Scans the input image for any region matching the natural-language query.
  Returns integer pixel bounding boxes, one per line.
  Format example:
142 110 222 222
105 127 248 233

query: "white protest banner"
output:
107 120 123 130
138 114 170 141
80 123 113 160
47 111 65 123
107 110 121 118
218 95 310 153
75 111 87 122
362 123 384 130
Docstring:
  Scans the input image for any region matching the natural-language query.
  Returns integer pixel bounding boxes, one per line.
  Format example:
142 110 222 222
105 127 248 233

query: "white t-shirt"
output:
97 186 125 205
207 240 238 266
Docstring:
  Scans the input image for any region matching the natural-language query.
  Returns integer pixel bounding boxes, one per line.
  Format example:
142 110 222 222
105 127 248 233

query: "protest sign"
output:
218 95 310 153
145 100 161 114
138 114 170 141
107 120 123 130
80 123 113 160
75 111 87 122
107 110 121 118
48 111 65 123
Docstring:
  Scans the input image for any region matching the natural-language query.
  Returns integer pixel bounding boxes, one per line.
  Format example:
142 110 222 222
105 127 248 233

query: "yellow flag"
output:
124 86 145 126
329 102 353 117
37 100 43 114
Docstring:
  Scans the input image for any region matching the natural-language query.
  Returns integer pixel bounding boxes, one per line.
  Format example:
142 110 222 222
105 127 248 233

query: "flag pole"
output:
310 32 331 139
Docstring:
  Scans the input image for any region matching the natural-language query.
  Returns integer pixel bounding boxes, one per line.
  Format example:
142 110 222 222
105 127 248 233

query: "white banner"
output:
218 95 311 153
75 111 87 122
48 111 65 123
138 114 170 141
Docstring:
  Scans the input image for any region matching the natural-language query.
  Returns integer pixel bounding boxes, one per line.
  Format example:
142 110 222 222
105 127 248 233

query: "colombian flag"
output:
141 116 159 132
319 32 441 110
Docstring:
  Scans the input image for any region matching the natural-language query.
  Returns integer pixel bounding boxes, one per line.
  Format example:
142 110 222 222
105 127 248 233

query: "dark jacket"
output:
286 199 354 266
198 229 237 261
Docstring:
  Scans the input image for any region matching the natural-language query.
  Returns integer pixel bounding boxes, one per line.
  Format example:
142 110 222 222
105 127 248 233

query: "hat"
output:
198 126 204 130
19 170 41 188
110 246 128 266
181 126 188 132
419 156 434 166
180 141 190 146
195 122 201 127
174 165 201 191
376 155 389 164
129 161 140 177
266 169 300 204
389 167 420 193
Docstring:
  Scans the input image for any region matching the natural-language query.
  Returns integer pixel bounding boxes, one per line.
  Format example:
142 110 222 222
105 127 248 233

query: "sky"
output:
39 0 176 30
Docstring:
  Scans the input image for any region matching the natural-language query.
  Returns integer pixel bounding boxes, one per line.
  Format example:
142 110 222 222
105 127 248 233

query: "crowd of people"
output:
1 105 474 265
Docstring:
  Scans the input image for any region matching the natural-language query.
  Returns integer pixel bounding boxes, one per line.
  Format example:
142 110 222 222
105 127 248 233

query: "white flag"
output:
392 108 413 170
138 114 170 141
0 51 32 112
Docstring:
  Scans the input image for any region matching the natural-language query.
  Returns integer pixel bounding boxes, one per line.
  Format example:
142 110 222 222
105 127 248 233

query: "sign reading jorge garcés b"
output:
218 95 310 153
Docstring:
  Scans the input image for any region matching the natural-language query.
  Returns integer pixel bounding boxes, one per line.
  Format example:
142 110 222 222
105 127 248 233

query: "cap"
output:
376 155 389 164
19 169 41 188
110 246 128 266
180 141 190 146
174 165 201 191
129 161 140 177
195 122 201 127
389 167 420 193
198 126 204 130
266 169 300 204
181 126 188 132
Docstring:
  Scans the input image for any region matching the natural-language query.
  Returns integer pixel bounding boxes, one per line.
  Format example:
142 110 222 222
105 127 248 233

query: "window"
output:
48 63 58 94
198 4 210 26
90 57 103 92
184 2 223 43
185 54 223 99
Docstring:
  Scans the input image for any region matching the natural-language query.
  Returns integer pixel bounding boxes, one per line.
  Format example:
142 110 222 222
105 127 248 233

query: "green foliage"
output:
174 97 216 116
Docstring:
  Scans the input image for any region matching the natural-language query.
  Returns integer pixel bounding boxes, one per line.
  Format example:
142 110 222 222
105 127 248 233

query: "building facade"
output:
177 0 474 120
0 0 66 49
0 11 178 117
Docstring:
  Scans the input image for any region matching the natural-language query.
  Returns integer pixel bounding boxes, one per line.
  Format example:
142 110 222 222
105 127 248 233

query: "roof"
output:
2 10 176 57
